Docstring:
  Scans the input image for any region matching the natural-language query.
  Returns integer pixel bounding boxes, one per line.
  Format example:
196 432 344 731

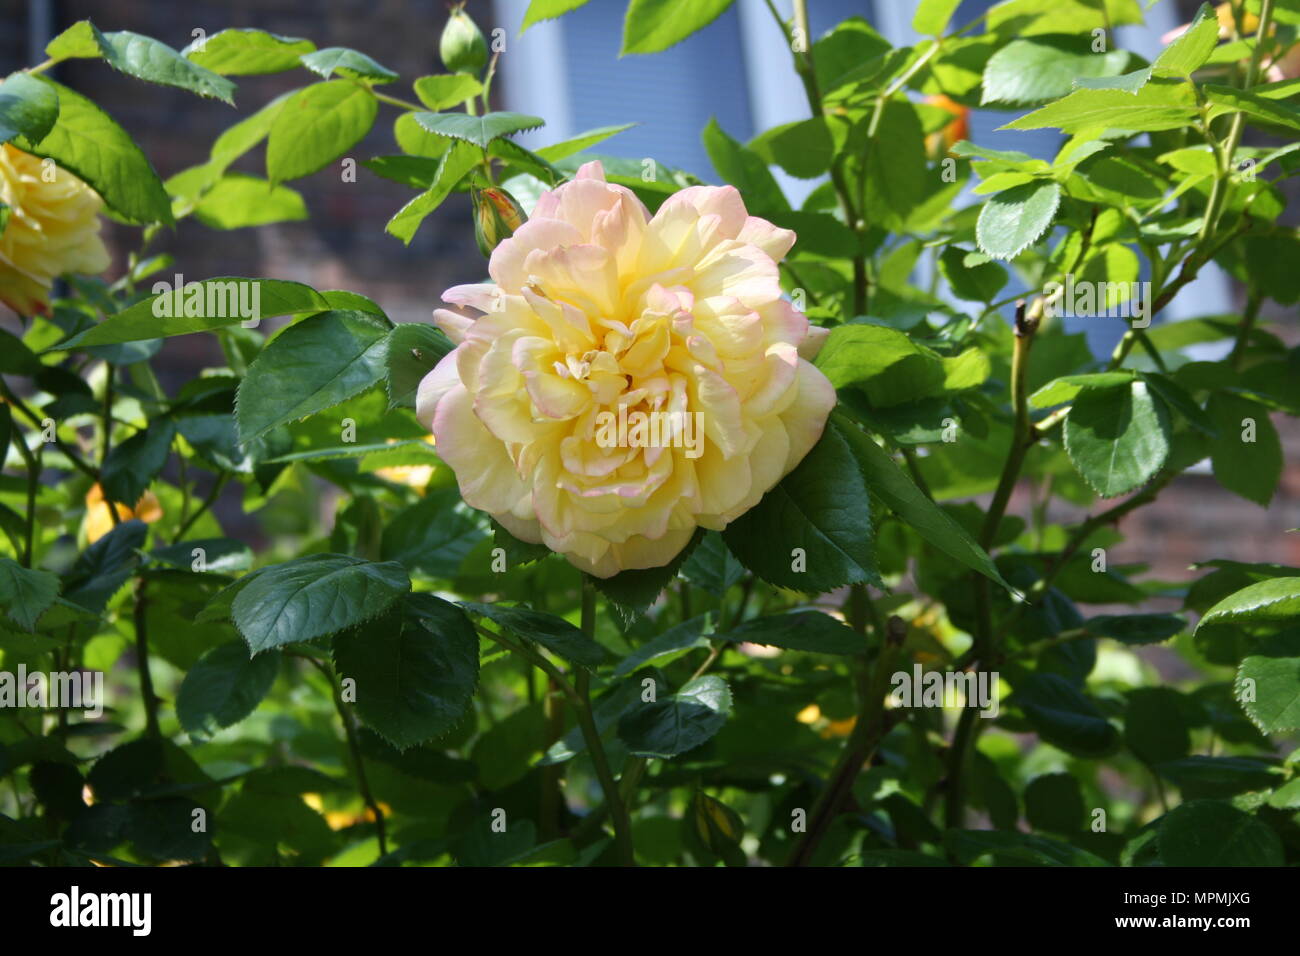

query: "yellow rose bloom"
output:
0 144 111 317
416 162 835 577
84 483 162 545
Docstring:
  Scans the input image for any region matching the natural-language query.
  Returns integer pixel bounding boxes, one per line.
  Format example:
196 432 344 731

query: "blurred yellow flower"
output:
0 144 110 317
84 483 162 544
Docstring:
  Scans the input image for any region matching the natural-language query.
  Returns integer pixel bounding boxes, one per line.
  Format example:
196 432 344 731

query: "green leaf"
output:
1205 85 1300 133
176 641 280 740
16 79 172 225
300 47 398 83
913 0 963 35
723 425 880 593
0 558 60 631
612 616 712 678
236 310 390 442
1237 631 1300 734
816 325 985 407
1011 673 1119 757
986 0 1144 38
412 74 483 110
522 0 594 31
834 416 1012 591
1003 79 1199 135
722 611 861 655
1198 577 1300 633
101 418 175 506
1029 371 1133 408
1024 773 1085 833
938 246 1008 302
191 174 307 229
462 602 608 669
863 100 927 232
1073 67 1153 94
182 29 316 75
1124 688 1189 764
593 532 702 621
150 538 252 574
412 110 544 149
616 675 731 757
62 520 147 613
748 119 833 179
384 322 454 409
45 21 103 60
380 490 484 578
535 124 636 162
1064 379 1170 498
1157 801 1284 866
1083 613 1184 645
334 594 479 750
385 140 481 244
1153 3 1220 77
976 179 1061 260
621 0 736 54
1207 392 1282 505
267 80 377 184
982 36 1132 106
83 28 236 104
1139 371 1217 435
681 531 744 596
0 72 59 145
945 828 1109 866
51 279 330 350
702 117 789 216
228 554 411 653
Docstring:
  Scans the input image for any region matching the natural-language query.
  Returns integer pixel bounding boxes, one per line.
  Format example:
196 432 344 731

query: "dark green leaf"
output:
228 554 411 653
334 593 479 749
723 425 880 593
617 675 731 758
177 641 280 740
236 310 390 442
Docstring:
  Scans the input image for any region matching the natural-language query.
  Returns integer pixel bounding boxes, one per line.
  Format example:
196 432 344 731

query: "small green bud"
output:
440 4 489 76
472 183 527 258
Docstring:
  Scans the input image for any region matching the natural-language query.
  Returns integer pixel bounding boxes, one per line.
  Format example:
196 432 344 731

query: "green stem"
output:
945 300 1038 828
304 656 388 858
132 579 161 738
372 90 425 112
172 473 229 544
575 577 636 865
787 615 903 866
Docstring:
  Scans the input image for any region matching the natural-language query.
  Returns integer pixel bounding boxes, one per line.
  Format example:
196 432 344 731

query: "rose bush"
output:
1 0 1299 871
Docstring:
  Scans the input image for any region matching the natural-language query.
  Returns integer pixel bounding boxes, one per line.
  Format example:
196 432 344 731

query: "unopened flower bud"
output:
440 4 488 76
471 183 527 257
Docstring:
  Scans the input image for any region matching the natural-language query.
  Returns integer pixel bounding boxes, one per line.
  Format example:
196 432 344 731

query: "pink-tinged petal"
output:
442 282 501 313
432 309 474 344
488 217 585 291
798 323 830 360
574 160 606 181
779 359 837 472
655 184 747 237
430 384 529 517
415 351 462 431
737 216 796 260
